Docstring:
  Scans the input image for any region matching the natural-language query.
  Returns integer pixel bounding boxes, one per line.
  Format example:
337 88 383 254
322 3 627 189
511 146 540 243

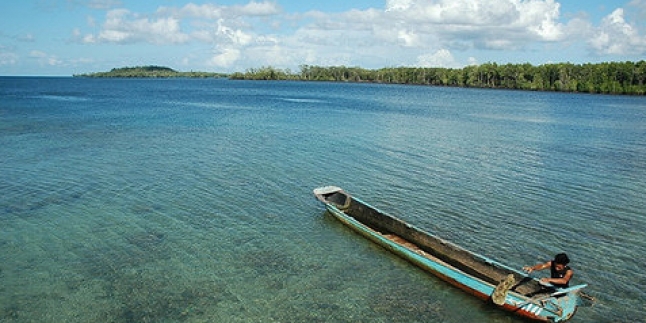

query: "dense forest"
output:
74 66 227 78
76 62 646 95
230 61 646 95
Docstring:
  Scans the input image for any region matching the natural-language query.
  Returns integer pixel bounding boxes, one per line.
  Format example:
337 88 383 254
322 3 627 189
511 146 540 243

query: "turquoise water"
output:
1 77 645 322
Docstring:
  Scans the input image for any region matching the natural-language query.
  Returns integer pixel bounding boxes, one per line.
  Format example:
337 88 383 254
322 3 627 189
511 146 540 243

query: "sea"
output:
1 77 644 322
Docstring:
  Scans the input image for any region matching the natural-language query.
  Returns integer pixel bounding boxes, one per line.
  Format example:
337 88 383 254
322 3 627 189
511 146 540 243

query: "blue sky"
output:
1 0 645 76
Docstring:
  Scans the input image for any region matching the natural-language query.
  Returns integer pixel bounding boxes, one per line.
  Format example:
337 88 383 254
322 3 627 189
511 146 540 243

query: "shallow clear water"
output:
1 77 645 322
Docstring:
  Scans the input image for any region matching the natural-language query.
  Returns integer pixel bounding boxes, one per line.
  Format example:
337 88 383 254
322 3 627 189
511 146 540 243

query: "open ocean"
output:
1 77 645 322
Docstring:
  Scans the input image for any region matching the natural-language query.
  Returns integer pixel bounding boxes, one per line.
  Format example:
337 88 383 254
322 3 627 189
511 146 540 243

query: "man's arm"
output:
523 261 551 273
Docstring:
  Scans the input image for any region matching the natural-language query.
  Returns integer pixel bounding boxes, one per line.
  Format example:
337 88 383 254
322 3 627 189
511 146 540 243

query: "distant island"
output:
76 62 646 95
74 66 227 78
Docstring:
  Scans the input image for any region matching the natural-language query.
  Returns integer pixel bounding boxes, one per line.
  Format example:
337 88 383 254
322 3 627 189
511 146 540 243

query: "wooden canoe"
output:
313 186 586 322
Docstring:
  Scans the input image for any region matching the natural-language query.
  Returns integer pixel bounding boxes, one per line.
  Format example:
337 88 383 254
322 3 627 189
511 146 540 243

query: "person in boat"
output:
523 253 573 288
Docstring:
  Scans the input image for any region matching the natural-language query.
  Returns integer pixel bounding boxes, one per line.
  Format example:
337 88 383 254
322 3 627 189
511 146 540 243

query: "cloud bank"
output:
71 0 646 71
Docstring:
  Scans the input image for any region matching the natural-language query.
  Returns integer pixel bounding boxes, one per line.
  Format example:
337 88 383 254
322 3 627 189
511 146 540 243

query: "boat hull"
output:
313 186 584 322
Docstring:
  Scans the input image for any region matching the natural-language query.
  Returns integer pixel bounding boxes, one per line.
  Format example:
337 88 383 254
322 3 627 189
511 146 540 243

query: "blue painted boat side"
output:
322 200 580 322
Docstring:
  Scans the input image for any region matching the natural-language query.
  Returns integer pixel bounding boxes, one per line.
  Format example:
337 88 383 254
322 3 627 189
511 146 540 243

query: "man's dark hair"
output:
554 253 570 265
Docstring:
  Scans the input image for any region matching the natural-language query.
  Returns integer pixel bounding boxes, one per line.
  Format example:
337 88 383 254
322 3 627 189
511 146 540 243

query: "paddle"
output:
578 291 597 306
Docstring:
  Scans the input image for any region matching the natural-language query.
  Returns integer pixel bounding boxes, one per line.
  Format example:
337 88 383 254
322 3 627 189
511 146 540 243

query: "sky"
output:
1 0 646 76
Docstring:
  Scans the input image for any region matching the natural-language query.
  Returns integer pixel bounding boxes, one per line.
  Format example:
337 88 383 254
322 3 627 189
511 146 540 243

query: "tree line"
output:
229 61 646 95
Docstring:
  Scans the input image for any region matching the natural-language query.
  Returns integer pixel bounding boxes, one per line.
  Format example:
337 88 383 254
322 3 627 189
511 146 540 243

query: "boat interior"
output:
320 190 552 298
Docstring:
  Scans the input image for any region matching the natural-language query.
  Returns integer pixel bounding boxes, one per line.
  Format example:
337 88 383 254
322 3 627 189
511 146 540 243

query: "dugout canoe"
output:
313 186 586 322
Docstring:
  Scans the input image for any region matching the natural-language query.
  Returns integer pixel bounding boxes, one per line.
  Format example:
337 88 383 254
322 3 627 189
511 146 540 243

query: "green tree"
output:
229 61 646 95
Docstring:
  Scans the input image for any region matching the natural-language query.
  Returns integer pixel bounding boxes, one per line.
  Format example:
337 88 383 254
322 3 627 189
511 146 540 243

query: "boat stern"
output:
509 288 583 322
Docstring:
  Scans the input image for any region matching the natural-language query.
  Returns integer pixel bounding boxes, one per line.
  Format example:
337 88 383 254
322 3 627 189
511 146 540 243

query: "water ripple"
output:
0 78 644 322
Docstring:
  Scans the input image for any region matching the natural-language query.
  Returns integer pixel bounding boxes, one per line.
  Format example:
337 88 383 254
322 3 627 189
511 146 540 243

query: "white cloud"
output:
29 50 63 66
229 1 281 16
157 1 280 19
282 0 571 69
88 0 121 10
208 48 241 67
157 3 223 19
87 15 97 28
417 49 457 68
589 8 646 55
29 50 47 58
380 0 566 46
37 0 120 10
203 19 257 68
69 0 646 72
0 46 19 66
70 57 95 64
92 9 189 44
18 33 35 42
385 0 414 12
398 29 421 47
524 1 564 41
216 19 253 46
628 0 646 18
79 1 280 48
